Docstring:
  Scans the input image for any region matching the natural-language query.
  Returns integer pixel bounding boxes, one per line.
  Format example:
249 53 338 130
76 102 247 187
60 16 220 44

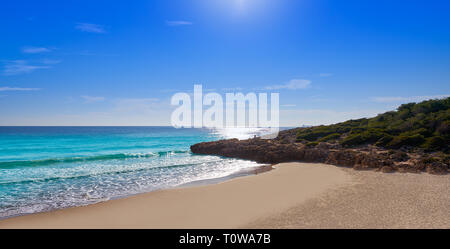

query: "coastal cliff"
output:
191 98 450 174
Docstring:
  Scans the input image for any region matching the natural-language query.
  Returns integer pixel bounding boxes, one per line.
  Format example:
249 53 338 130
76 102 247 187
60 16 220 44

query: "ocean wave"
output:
0 150 190 169
0 159 223 186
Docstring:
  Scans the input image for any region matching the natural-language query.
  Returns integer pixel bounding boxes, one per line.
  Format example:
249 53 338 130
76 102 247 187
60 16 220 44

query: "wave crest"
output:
0 150 190 168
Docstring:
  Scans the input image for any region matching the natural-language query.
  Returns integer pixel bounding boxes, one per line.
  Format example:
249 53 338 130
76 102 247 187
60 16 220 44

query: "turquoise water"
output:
0 127 267 218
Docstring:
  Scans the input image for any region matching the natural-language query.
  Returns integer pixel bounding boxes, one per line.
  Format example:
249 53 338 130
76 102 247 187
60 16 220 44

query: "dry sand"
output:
0 162 448 229
246 168 450 229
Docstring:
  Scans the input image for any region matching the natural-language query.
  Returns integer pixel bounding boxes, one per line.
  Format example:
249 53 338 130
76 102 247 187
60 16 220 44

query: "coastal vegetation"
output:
296 97 449 152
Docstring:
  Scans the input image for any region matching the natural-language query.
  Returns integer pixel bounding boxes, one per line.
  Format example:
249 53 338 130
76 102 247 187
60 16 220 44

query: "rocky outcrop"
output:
190 136 448 175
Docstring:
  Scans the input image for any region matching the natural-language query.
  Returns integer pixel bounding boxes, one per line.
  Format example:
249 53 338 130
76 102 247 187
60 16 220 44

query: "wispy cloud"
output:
371 95 450 103
0 87 40 91
75 23 106 33
22 46 51 54
265 79 311 90
166 20 193 26
81 95 106 103
3 60 50 75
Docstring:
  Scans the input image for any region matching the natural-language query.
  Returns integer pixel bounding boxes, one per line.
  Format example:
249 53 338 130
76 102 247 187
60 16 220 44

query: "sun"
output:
234 0 254 11
198 0 276 21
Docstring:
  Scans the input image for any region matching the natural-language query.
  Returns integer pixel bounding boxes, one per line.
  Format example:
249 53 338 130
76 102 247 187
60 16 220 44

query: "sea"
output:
0 126 273 219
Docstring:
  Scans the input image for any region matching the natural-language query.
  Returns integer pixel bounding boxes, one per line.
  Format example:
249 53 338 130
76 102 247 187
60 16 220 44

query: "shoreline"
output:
177 164 273 188
0 162 353 228
0 164 273 221
1 162 448 229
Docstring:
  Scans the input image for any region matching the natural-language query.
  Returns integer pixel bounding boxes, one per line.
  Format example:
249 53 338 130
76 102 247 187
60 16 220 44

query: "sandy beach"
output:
246 167 450 229
0 162 448 229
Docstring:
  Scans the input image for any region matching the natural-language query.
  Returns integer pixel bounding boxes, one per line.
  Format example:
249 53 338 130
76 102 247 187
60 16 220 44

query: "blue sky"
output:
0 0 449 126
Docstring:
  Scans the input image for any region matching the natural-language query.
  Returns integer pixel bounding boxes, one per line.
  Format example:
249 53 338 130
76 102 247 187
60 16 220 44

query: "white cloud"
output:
75 23 106 33
371 95 450 103
81 95 106 103
22 47 51 54
0 87 40 91
3 60 50 75
166 20 193 26
265 79 311 90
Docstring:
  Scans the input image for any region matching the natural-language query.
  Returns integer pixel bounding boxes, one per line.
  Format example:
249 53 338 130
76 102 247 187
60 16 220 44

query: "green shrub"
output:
318 133 341 142
422 136 447 151
437 121 449 135
297 131 332 141
341 129 385 147
295 97 449 151
306 141 319 147
349 127 365 134
386 134 425 149
400 127 428 136
375 135 394 147
340 134 364 146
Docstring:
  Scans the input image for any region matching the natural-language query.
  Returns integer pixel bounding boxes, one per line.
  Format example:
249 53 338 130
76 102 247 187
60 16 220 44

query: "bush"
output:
318 133 341 142
297 131 332 141
340 129 385 147
386 134 425 149
422 136 447 151
437 121 449 135
306 141 319 147
340 134 365 146
349 127 365 134
297 126 337 141
375 135 394 147
295 97 449 151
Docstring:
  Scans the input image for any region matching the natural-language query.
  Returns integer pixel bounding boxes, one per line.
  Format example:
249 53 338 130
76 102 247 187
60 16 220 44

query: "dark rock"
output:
326 150 357 167
190 129 447 175
394 163 411 173
381 166 394 173
390 151 409 162
426 162 448 175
